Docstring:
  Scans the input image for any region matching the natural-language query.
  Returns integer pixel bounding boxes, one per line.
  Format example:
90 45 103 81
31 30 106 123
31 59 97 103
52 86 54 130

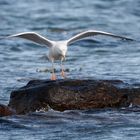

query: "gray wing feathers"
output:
7 32 53 47
67 30 134 45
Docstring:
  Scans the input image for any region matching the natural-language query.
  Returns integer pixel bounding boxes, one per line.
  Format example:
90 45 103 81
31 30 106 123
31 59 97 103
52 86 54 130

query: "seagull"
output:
5 30 133 80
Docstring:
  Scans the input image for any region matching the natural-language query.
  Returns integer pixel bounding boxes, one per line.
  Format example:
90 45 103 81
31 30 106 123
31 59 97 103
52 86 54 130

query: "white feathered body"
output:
48 41 68 61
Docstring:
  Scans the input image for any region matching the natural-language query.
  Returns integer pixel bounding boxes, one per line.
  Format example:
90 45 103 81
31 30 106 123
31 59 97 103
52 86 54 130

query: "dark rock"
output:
0 104 15 116
8 79 140 114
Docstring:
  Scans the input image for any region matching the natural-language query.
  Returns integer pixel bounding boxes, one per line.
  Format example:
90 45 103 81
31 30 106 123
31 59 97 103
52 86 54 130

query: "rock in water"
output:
0 104 15 116
8 79 140 114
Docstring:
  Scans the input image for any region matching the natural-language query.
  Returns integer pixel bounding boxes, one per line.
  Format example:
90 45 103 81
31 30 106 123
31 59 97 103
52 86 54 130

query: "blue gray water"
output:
0 0 140 139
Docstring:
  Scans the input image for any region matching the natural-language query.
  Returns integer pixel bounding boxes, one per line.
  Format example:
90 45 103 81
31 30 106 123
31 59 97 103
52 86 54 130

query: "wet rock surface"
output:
0 104 15 117
7 79 140 115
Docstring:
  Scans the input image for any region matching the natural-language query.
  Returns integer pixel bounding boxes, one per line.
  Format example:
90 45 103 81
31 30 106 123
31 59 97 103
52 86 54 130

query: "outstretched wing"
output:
6 32 53 47
67 30 134 45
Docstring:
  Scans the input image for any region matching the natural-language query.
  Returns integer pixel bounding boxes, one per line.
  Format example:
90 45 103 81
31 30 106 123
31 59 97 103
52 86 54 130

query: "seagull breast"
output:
48 41 67 61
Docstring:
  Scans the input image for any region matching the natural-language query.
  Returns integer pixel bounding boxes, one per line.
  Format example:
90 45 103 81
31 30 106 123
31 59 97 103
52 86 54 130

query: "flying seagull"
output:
5 30 133 80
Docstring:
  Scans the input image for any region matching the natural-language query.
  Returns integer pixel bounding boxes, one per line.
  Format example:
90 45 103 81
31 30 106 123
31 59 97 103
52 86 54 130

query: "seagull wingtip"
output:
126 38 135 41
